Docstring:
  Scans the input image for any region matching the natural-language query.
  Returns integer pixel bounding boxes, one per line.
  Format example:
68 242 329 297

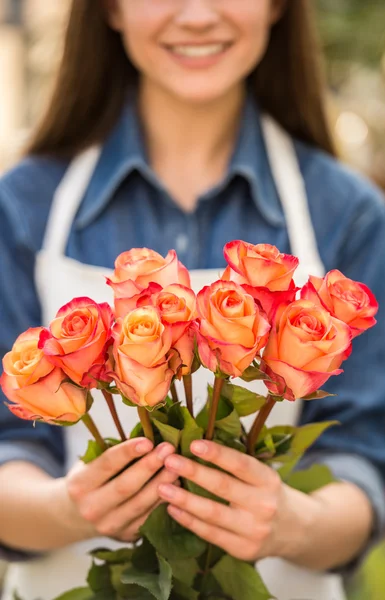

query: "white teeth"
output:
170 44 227 58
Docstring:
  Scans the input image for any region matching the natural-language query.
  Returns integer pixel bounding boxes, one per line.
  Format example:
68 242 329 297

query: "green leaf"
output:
286 464 337 494
203 386 242 438
151 418 181 448
141 504 206 560
212 555 273 600
130 421 144 439
180 407 204 458
132 538 159 573
240 364 271 383
184 480 227 504
168 558 199 587
52 588 93 600
278 421 338 479
170 579 199 600
302 390 337 400
121 554 172 600
90 547 134 565
214 428 247 453
87 562 114 593
221 382 267 416
80 440 104 464
167 402 185 430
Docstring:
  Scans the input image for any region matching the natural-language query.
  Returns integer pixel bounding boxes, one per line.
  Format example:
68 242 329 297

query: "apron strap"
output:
260 114 325 281
42 146 102 255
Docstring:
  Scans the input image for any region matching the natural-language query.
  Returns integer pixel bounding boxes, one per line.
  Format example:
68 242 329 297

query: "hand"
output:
159 440 305 562
62 438 177 543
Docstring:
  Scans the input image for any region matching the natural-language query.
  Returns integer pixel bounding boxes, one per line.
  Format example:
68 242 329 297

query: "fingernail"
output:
156 443 175 460
135 440 152 453
158 484 176 499
191 441 208 455
165 455 183 471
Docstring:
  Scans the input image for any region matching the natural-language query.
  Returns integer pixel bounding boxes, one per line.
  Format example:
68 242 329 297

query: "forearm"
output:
278 482 373 570
0 462 91 552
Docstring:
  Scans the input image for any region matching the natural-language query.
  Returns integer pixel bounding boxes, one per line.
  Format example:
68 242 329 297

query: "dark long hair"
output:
27 0 336 158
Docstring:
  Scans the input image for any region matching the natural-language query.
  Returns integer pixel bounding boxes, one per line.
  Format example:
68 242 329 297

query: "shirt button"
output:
175 233 188 254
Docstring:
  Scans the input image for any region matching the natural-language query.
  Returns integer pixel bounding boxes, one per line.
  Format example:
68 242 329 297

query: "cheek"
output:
232 3 274 70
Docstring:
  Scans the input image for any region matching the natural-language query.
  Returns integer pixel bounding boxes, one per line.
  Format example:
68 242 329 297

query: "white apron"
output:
3 116 346 600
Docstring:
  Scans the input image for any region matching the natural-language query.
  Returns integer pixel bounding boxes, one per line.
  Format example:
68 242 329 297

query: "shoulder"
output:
0 155 69 250
295 139 385 238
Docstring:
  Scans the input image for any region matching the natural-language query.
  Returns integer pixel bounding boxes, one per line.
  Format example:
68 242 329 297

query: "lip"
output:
162 42 233 69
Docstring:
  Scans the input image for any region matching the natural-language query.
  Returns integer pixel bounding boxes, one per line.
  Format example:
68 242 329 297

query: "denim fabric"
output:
0 98 385 562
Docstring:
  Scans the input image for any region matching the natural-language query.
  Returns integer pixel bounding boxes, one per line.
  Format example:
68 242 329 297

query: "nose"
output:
175 0 220 30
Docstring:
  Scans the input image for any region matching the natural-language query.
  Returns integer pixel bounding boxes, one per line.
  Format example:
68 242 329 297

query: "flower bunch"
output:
0 241 378 600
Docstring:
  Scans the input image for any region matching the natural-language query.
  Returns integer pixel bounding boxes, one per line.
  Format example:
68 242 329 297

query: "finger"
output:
167 505 258 561
69 437 154 493
118 500 163 543
84 443 176 519
97 468 179 531
158 483 263 541
164 454 253 506
190 441 278 488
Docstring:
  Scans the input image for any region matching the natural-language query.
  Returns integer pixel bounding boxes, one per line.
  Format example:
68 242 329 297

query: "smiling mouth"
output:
166 43 232 58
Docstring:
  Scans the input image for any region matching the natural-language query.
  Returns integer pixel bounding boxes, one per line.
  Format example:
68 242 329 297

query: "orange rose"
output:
39 298 114 387
223 241 298 291
196 280 270 377
108 247 190 290
301 270 378 338
1 329 87 423
263 299 352 399
154 284 196 376
112 306 181 407
2 328 53 387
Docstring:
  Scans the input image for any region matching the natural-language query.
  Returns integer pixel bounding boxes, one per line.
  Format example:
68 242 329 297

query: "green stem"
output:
205 376 224 441
81 413 107 451
102 389 127 441
183 373 193 417
137 407 155 444
247 394 276 455
170 381 179 404
201 544 214 593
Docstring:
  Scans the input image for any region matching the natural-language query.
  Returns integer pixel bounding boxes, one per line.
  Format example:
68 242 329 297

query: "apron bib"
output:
3 117 346 600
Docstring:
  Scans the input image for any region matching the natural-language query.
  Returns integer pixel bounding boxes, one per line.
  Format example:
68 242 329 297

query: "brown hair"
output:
27 0 335 158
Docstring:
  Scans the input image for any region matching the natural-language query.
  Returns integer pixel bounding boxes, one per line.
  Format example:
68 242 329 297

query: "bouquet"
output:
1 241 378 600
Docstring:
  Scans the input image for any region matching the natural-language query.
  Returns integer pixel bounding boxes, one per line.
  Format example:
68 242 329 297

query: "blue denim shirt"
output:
1 99 385 565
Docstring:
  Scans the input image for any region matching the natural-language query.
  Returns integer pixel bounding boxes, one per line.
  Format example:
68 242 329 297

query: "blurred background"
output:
0 0 384 597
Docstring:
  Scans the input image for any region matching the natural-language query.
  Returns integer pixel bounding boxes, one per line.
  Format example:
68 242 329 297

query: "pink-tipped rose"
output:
196 280 271 378
38 298 114 387
262 299 352 399
223 241 299 291
1 328 87 423
112 306 181 407
301 270 378 338
108 247 190 291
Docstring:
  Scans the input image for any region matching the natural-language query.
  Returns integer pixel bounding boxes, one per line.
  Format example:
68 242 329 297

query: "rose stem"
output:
102 389 126 442
137 407 155 444
170 382 179 404
205 376 224 441
247 394 276 455
183 374 193 417
81 413 107 451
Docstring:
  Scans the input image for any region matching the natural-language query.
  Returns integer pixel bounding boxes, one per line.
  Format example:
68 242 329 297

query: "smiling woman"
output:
0 1 385 599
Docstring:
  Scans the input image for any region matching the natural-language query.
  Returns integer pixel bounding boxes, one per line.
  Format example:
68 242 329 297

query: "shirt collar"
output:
75 95 285 230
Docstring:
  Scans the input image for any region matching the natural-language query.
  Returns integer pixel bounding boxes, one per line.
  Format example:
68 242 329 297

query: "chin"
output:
164 82 241 106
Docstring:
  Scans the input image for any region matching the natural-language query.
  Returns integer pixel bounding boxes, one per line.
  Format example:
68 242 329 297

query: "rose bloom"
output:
38 297 114 387
222 241 299 291
263 299 352 400
196 280 270 378
302 270 378 338
1 328 87 423
112 306 181 407
108 247 190 292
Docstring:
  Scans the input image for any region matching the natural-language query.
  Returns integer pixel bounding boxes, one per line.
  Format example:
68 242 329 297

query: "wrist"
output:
43 477 94 547
273 484 322 563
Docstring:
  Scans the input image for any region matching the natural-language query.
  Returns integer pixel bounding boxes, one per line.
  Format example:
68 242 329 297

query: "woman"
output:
0 1 384 599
